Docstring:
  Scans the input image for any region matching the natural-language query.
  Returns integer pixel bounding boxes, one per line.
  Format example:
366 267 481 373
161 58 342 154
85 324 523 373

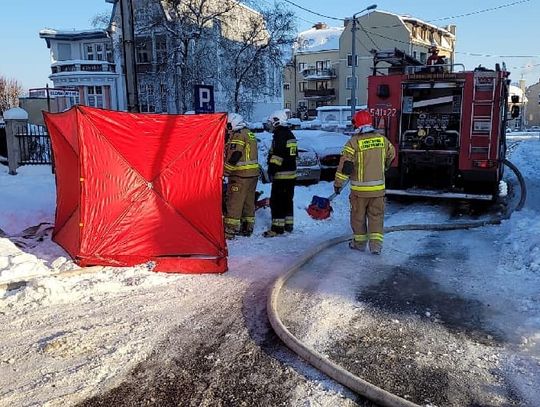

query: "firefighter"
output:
264 110 297 237
223 113 260 239
426 44 446 72
334 110 395 254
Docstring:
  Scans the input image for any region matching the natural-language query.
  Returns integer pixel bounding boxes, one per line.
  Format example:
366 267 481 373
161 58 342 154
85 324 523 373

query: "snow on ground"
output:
0 137 539 405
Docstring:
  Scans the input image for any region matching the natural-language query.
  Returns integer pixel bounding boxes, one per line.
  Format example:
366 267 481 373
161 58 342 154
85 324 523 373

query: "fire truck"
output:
368 49 516 200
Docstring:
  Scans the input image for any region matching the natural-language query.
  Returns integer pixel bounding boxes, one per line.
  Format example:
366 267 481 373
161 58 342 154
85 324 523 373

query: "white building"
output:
107 0 282 119
39 29 126 111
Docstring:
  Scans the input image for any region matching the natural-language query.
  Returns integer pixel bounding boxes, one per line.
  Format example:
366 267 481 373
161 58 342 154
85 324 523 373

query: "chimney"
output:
343 18 351 28
519 79 526 92
445 24 456 35
313 22 328 30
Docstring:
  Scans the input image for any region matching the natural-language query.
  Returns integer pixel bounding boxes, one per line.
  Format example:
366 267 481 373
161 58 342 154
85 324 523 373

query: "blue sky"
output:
0 0 538 91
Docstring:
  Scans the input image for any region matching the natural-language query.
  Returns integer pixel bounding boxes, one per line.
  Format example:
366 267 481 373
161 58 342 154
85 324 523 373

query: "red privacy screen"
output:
44 106 227 273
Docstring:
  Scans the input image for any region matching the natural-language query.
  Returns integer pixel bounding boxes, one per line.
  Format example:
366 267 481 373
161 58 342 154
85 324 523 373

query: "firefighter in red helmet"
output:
426 44 446 72
334 110 395 254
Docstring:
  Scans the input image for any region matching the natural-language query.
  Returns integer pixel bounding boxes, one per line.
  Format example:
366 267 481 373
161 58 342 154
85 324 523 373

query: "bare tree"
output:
90 10 111 28
219 3 296 115
135 0 240 112
0 75 23 115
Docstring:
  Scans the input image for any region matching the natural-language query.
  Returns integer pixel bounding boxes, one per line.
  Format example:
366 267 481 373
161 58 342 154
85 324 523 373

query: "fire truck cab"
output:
368 49 511 200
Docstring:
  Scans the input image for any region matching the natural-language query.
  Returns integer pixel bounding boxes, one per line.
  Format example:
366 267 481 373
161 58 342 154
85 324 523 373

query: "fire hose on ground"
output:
267 159 527 407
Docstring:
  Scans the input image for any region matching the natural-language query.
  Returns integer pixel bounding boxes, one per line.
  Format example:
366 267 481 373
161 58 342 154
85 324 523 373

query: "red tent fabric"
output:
43 106 228 273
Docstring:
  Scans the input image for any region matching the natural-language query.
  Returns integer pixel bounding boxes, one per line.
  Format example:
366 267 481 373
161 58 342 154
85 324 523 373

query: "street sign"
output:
194 85 215 114
29 87 79 98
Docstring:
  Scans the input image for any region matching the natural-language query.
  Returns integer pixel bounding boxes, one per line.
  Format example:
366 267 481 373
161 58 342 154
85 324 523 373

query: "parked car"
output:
528 126 540 132
257 134 321 184
293 130 350 181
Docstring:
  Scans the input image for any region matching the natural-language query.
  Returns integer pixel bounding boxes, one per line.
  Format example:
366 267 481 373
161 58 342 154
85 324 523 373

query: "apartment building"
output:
285 11 456 118
283 23 343 118
39 29 125 111
525 80 540 127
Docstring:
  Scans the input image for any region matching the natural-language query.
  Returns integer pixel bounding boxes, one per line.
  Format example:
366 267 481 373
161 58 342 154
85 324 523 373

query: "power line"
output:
455 51 539 58
428 0 532 22
281 0 343 21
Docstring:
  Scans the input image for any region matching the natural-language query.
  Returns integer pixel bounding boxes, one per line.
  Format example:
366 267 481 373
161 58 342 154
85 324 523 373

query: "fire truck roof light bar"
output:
386 189 493 201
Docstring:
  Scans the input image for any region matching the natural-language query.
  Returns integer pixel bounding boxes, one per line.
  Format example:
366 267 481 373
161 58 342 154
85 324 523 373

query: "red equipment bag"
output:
306 195 333 220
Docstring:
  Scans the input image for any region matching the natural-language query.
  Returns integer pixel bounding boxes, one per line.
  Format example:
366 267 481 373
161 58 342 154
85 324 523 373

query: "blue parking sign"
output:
194 85 215 113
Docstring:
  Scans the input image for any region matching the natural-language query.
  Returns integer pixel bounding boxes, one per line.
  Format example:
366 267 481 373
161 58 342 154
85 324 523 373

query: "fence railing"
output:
15 125 53 165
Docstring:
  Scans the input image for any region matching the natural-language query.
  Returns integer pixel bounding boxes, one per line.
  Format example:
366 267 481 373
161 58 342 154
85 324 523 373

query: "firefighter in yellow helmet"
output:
223 113 260 239
334 110 395 254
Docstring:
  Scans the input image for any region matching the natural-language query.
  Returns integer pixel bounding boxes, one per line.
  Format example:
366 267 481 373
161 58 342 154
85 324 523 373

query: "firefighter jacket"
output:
267 126 297 180
334 131 395 198
224 128 260 178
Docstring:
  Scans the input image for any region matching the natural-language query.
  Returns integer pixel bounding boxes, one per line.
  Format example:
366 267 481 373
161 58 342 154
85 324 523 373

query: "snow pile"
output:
296 25 343 53
0 239 50 284
0 166 56 235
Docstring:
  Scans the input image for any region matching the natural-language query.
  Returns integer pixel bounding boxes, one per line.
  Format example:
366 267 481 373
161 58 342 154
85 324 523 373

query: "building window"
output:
57 43 72 61
95 44 104 61
346 76 358 90
298 100 307 108
299 82 307 92
85 44 95 60
139 83 155 113
413 51 417 60
419 52 427 63
106 43 113 63
87 86 104 108
285 102 291 109
347 54 358 67
156 37 167 64
298 62 306 72
283 83 290 91
136 41 151 63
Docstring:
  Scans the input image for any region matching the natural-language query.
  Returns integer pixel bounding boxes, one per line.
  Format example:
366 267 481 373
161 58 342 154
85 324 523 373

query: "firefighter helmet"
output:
227 113 246 131
268 110 288 127
352 110 373 128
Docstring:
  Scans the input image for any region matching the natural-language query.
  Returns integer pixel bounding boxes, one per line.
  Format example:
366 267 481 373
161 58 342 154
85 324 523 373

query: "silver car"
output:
257 135 321 184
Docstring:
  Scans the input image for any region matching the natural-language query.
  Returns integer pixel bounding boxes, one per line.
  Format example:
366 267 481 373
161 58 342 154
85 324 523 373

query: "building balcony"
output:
303 88 336 100
51 60 116 74
302 68 337 80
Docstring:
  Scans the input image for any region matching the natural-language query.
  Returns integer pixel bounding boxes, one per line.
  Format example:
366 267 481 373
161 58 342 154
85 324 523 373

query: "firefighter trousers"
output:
224 176 258 235
270 179 295 234
350 195 385 252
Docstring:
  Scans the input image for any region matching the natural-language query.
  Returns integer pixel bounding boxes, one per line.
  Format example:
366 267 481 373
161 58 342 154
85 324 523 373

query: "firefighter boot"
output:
240 221 254 237
225 228 237 240
349 241 367 251
284 216 294 233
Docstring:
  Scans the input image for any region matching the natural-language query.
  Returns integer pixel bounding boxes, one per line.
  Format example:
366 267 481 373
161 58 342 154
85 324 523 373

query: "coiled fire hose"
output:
267 159 526 407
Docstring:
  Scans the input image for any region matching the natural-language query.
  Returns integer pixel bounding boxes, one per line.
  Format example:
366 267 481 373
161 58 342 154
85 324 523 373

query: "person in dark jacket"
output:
264 110 297 237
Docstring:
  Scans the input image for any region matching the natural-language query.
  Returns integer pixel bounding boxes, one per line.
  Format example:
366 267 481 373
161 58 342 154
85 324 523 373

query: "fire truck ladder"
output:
469 74 497 159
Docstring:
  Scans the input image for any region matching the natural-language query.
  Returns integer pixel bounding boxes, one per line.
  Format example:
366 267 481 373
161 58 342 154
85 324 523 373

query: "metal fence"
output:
16 124 53 165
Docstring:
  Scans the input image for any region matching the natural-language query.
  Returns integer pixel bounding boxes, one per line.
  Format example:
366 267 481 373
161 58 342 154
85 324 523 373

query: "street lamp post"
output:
350 4 377 120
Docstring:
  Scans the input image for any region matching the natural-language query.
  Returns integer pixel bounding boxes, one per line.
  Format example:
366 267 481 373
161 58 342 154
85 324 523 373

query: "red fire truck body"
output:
368 50 510 200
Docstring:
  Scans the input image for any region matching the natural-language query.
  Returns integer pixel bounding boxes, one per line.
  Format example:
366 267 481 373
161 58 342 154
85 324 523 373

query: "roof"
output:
295 26 344 54
39 29 109 47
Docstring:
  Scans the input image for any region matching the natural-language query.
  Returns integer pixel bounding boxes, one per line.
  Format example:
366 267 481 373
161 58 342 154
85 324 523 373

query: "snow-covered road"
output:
0 137 538 406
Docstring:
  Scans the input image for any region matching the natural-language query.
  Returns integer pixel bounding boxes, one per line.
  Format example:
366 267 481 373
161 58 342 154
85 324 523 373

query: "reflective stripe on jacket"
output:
224 128 260 178
267 126 297 180
334 131 395 198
